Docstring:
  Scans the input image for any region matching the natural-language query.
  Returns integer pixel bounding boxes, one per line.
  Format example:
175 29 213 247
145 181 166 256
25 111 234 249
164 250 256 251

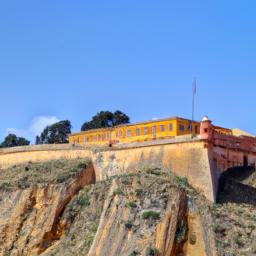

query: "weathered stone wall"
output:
92 141 216 201
0 141 216 201
0 149 92 169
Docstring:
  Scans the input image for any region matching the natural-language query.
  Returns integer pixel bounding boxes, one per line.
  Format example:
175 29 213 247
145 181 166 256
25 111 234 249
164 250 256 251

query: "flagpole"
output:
192 78 196 122
192 79 196 137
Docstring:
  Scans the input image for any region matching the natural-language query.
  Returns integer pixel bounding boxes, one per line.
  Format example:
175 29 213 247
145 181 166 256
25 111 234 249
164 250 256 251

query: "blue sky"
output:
0 1 255 142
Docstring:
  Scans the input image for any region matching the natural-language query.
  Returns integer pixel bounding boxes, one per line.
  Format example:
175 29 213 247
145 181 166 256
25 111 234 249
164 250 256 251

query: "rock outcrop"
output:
0 159 255 256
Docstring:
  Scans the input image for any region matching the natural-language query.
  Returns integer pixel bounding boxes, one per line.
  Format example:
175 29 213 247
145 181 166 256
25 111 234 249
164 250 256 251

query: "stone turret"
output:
200 116 214 141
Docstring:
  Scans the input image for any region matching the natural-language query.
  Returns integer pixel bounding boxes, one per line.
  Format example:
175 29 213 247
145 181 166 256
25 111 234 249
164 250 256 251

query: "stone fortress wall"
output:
0 117 255 202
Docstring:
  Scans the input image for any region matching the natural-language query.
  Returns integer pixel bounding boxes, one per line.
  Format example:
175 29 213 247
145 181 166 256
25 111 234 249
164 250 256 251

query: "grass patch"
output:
142 211 160 220
0 158 91 191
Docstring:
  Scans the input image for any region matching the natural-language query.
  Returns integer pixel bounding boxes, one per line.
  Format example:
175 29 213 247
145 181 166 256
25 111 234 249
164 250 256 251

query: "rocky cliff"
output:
0 159 255 256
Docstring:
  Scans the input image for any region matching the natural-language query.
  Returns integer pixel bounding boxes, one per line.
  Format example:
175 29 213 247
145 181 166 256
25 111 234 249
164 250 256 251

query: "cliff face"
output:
0 159 255 256
0 159 95 256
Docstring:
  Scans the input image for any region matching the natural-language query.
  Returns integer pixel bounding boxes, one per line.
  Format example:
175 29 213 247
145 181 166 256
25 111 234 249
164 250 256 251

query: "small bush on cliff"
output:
175 223 188 242
113 188 124 196
213 224 226 234
146 248 159 256
130 251 139 256
127 201 137 208
175 176 189 188
77 195 90 208
142 211 160 220
125 222 133 229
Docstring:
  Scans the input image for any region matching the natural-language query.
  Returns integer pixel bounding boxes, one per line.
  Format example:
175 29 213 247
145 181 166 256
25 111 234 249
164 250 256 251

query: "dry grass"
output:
0 158 91 191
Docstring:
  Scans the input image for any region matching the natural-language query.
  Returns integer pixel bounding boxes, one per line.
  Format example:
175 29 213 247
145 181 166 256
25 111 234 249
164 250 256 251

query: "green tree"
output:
0 134 30 148
37 120 71 144
81 110 130 131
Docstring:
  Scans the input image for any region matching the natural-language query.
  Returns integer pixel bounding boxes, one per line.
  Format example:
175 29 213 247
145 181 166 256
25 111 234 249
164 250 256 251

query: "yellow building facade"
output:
69 117 200 146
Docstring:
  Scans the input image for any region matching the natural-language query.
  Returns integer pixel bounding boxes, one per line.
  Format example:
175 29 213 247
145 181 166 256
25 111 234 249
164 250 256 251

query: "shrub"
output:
130 251 139 256
77 195 90 207
127 201 137 208
234 235 244 247
175 176 189 188
113 188 124 196
145 168 161 176
142 211 160 220
146 248 159 256
175 224 188 242
213 224 225 234
77 162 87 169
125 222 133 229
135 189 143 196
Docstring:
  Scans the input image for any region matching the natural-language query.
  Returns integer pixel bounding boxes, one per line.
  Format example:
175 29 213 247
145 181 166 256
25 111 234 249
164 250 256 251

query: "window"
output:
144 127 149 135
161 125 165 132
84 136 88 142
152 126 156 134
179 124 185 131
195 126 199 133
188 124 192 131
169 123 173 131
126 130 131 137
136 128 140 136
98 135 101 141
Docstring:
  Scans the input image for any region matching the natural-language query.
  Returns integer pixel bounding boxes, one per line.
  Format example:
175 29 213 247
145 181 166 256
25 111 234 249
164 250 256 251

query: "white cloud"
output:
28 116 60 137
6 116 60 143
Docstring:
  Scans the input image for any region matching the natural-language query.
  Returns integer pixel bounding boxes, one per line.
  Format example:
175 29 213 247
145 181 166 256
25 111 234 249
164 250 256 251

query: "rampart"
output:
0 119 255 202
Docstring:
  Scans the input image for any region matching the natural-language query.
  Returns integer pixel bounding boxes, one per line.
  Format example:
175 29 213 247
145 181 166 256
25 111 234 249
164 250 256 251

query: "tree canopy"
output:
0 134 30 148
81 110 130 131
36 120 71 144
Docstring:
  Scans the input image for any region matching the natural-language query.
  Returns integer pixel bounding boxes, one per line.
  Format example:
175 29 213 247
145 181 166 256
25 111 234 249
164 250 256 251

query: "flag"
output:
192 79 197 94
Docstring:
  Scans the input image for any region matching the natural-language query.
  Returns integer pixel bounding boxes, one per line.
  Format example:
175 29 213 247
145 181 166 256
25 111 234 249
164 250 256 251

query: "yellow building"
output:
69 117 200 146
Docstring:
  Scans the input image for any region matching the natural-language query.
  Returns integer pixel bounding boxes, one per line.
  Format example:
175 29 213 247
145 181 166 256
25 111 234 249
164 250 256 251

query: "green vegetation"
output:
213 224 226 234
113 188 124 196
130 251 139 256
146 248 159 256
145 168 161 176
36 120 71 144
142 211 160 220
175 176 189 188
175 223 188 242
234 235 244 247
135 189 143 196
0 134 30 148
81 110 130 131
77 195 90 208
127 201 137 208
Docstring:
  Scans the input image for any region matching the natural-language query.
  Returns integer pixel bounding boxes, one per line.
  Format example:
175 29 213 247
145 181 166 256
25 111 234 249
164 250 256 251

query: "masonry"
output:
0 118 255 202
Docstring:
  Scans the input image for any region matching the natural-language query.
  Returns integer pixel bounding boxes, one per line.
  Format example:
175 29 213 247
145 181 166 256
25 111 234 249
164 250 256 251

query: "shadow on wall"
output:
217 167 256 206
